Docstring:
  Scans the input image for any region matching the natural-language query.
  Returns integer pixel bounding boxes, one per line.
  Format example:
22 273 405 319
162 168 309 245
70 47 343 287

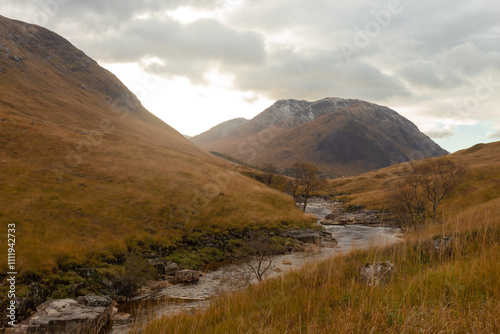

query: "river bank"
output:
111 198 402 333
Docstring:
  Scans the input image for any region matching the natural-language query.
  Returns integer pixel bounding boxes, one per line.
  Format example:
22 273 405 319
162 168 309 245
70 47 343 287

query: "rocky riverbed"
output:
110 198 402 333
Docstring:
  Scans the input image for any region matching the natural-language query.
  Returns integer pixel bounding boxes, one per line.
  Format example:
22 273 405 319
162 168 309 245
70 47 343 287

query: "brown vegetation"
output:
390 157 467 228
0 15 315 278
143 141 500 333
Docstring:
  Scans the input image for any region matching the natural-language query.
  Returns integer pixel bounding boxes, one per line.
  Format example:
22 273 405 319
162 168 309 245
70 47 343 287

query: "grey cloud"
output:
426 127 456 139
398 60 462 88
488 130 500 139
230 48 410 101
3 0 500 128
76 17 265 82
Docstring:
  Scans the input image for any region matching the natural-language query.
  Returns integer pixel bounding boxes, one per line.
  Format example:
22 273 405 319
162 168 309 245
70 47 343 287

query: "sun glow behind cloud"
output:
2 0 499 151
101 62 272 136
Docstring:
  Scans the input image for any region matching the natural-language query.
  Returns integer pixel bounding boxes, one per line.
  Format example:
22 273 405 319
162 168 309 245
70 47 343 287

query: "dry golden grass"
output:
0 16 314 275
325 141 500 211
143 142 500 333
144 196 500 334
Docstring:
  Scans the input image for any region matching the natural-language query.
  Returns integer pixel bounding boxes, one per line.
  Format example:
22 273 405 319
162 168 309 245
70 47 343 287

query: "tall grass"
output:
144 197 500 333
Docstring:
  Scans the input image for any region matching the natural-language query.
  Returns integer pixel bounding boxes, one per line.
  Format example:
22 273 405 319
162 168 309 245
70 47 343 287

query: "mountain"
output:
190 98 448 176
190 117 248 146
0 15 312 274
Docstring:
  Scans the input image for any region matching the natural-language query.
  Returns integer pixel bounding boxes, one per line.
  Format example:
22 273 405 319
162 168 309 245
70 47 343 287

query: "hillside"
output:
325 141 500 211
0 14 314 278
191 98 447 177
145 140 500 333
190 117 248 146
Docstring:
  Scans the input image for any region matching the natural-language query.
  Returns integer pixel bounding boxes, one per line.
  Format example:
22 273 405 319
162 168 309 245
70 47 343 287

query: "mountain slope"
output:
0 15 312 273
192 98 447 176
190 117 248 146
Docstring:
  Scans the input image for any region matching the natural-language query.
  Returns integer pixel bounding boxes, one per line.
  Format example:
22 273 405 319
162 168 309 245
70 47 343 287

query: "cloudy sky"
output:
3 0 500 152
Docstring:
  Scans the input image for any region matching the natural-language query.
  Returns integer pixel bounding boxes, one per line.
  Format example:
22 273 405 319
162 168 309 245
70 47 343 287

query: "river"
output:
111 198 402 333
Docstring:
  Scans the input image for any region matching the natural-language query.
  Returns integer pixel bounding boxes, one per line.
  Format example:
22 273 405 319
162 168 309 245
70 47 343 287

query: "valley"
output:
0 11 499 334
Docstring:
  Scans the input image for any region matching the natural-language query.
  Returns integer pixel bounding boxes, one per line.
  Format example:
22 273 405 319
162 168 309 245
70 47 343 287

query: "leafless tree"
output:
412 157 467 223
245 254 274 282
240 238 278 282
390 157 467 228
291 162 322 211
390 167 427 229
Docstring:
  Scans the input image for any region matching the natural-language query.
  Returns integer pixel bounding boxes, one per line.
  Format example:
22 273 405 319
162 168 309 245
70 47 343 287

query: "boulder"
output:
433 236 454 256
325 213 339 220
359 261 395 286
147 258 179 276
26 294 113 334
175 270 200 283
319 219 343 226
165 261 180 275
286 229 322 245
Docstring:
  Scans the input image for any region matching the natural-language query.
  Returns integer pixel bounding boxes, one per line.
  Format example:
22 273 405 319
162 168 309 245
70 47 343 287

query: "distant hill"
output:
0 15 312 274
191 98 448 177
191 117 248 146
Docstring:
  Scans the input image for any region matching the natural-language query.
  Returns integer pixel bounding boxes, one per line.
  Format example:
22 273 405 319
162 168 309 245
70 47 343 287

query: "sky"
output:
2 0 500 153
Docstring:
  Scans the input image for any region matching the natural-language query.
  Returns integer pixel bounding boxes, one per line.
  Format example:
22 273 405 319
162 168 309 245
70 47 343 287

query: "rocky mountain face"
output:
190 117 248 145
239 98 359 135
191 98 448 177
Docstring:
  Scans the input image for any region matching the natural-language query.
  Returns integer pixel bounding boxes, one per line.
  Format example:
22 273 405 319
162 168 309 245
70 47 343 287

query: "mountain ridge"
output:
191 98 448 176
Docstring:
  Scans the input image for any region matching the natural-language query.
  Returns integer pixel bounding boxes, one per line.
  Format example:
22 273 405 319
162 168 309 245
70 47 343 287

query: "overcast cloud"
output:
2 0 499 151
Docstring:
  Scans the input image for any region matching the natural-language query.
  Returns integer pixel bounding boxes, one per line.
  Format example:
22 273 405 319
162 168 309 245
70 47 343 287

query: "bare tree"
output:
245 254 274 282
389 157 467 228
412 157 467 223
390 168 427 229
291 162 322 211
242 238 276 282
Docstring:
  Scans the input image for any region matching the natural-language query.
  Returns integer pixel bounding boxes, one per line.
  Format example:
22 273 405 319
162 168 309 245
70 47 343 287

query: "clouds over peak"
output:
80 17 265 83
3 0 500 147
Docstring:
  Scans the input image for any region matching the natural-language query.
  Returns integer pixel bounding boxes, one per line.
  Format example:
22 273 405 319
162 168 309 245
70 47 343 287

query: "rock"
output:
164 261 179 275
302 243 321 253
26 294 113 334
77 294 112 308
319 219 343 226
286 228 322 245
359 261 395 286
175 269 200 283
147 257 179 276
112 312 132 325
433 236 453 255
325 213 339 220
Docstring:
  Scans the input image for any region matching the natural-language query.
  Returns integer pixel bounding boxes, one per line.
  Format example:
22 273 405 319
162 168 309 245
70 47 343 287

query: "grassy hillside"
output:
145 141 500 333
0 15 314 278
325 141 500 213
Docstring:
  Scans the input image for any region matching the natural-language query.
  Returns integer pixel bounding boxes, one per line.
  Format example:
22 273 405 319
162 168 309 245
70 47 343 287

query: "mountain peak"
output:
191 97 447 176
